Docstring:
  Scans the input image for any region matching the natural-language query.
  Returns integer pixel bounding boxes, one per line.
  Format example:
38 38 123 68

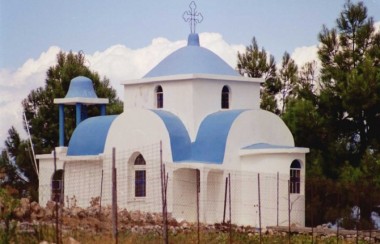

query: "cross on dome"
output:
182 1 203 34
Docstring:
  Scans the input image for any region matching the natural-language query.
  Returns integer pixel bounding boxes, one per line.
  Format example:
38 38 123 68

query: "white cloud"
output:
291 45 320 68
0 46 61 149
0 33 244 148
85 32 245 96
375 21 380 33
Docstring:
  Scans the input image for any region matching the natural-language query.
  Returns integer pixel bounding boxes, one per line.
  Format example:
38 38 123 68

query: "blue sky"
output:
0 0 379 147
2 0 379 70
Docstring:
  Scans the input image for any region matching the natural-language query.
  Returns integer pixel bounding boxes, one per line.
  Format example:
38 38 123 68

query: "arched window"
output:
156 85 163 108
290 160 301 194
221 85 230 109
134 154 146 197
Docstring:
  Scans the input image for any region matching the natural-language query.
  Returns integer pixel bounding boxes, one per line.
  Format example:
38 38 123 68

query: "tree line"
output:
237 1 380 227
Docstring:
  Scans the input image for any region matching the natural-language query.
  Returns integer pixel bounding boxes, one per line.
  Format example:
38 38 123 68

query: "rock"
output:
13 206 27 219
68 236 81 244
30 201 40 212
46 200 56 210
130 211 142 222
146 212 155 224
71 206 86 218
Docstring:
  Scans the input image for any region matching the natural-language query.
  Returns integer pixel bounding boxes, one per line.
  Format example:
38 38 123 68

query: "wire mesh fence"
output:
39 143 380 243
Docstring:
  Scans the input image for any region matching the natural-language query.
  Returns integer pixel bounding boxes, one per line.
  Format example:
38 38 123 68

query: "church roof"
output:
67 115 117 156
151 110 192 161
188 110 246 164
143 33 239 78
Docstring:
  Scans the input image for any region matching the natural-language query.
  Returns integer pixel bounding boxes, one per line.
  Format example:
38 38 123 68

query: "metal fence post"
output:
288 179 291 244
223 177 228 224
277 172 279 227
229 173 232 244
258 173 262 244
112 147 118 244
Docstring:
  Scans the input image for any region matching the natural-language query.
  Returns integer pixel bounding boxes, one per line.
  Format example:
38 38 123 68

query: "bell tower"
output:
54 76 109 147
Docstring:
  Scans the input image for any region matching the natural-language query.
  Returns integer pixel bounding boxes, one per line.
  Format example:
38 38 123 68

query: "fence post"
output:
311 181 314 244
99 169 103 214
160 141 168 244
258 173 262 244
277 172 279 227
111 147 118 244
288 180 291 244
54 149 59 244
223 177 228 224
228 173 232 244
196 170 200 244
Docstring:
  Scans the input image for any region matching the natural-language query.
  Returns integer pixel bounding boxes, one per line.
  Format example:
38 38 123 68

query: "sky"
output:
0 0 380 149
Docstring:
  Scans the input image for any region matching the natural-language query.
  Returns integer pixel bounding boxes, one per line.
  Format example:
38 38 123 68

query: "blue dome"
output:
144 34 239 78
67 115 117 156
65 76 98 99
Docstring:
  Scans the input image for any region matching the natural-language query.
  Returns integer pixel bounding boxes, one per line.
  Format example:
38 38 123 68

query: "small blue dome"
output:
144 34 239 78
65 76 98 99
67 115 118 156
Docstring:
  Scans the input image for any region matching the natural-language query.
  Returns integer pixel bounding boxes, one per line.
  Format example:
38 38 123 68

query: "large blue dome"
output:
144 34 239 78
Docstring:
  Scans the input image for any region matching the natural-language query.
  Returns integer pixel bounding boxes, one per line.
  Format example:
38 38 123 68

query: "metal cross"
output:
182 1 203 34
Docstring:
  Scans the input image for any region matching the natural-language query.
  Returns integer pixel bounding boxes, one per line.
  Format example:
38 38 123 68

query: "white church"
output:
37 7 309 228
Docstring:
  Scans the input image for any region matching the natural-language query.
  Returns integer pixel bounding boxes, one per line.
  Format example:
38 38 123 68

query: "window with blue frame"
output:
221 85 230 109
134 154 146 197
290 160 301 194
135 170 146 197
156 85 163 108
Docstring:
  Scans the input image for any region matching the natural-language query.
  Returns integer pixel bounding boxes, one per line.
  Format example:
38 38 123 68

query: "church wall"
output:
37 149 66 207
123 78 261 142
64 160 103 207
192 80 260 141
223 110 295 168
240 153 306 226
104 109 173 162
123 83 155 109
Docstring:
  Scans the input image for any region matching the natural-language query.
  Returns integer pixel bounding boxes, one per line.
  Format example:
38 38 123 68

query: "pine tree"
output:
237 37 280 113
318 0 380 168
3 51 123 199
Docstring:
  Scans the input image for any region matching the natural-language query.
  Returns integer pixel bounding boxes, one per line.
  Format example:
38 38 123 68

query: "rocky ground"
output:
1 197 380 243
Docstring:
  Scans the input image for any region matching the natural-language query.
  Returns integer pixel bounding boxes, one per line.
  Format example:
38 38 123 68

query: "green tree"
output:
278 52 298 115
4 51 123 200
23 51 123 152
237 37 280 113
317 0 380 170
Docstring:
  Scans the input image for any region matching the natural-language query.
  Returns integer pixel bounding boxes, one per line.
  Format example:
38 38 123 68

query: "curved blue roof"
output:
151 110 192 161
144 34 239 78
65 76 98 99
242 143 294 150
189 110 246 164
67 115 117 156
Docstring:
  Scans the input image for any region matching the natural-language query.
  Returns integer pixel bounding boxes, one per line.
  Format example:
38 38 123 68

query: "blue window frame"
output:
156 85 163 108
221 85 230 109
135 170 146 197
290 160 301 194
134 154 146 197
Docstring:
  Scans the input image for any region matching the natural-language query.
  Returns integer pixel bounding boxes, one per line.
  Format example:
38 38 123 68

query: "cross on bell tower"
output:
183 1 203 34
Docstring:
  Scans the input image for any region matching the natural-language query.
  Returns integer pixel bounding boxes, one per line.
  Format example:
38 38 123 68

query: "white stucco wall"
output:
37 147 66 207
223 109 295 169
104 109 173 162
123 75 261 141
